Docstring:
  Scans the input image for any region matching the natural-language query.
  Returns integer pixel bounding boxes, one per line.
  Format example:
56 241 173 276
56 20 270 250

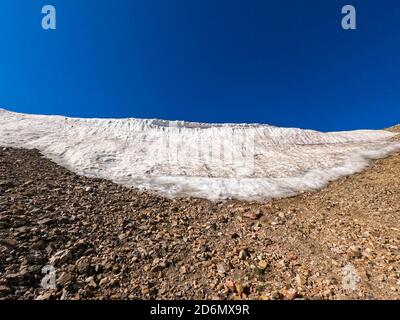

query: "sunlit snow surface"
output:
0 108 399 200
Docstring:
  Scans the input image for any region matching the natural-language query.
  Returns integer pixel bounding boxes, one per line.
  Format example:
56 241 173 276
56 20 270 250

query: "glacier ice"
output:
0 108 399 201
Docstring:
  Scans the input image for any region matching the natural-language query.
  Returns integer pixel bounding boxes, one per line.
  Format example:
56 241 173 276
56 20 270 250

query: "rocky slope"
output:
0 132 399 300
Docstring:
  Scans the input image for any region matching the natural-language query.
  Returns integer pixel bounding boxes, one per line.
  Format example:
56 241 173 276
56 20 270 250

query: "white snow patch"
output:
0 108 399 201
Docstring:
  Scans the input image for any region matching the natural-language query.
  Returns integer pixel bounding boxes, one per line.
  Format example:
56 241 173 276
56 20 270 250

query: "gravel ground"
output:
0 131 399 300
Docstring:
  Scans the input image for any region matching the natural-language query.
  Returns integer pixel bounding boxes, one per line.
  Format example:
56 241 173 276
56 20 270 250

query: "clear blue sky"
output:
1 0 399 131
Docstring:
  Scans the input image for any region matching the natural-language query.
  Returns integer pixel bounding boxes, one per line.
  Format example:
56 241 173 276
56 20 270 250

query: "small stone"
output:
179 266 188 274
0 180 13 188
235 283 244 295
99 277 109 287
5 273 22 282
85 277 97 289
0 238 17 247
60 289 70 300
217 263 230 275
253 267 264 276
362 249 373 260
34 240 47 250
244 211 262 220
231 233 239 239
285 288 298 300
49 249 72 267
37 218 55 226
295 274 307 286
0 285 10 296
58 272 73 286
225 279 235 292
271 291 281 300
348 245 362 258
258 260 268 270
158 286 167 295
141 287 150 295
238 249 248 260
35 292 53 300
15 226 27 233
77 259 91 275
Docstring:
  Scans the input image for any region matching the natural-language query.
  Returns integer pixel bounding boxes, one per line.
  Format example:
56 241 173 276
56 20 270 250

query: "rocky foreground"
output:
0 133 400 300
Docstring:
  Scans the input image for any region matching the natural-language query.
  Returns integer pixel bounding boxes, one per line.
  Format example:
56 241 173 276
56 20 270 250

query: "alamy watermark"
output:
41 4 357 31
342 5 357 30
41 265 56 290
341 263 360 291
41 5 56 30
